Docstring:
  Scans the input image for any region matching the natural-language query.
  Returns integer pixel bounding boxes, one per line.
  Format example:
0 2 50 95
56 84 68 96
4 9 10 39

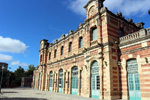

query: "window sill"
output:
90 40 98 46
78 47 84 53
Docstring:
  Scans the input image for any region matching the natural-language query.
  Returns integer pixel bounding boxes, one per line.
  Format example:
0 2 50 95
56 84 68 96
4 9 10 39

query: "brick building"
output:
21 77 33 87
33 0 150 100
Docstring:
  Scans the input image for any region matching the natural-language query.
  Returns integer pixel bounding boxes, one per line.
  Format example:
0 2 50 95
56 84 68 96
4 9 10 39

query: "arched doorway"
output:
91 61 100 98
72 66 78 95
127 59 141 100
49 71 53 92
38 73 41 90
58 69 63 93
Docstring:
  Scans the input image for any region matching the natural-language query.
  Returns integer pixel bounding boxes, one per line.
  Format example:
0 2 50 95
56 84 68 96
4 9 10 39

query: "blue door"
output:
49 71 53 92
58 69 63 93
38 73 41 90
72 66 78 95
91 61 100 98
127 59 141 100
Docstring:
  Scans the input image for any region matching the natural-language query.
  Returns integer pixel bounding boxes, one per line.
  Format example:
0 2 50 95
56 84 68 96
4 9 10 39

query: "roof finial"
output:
98 0 105 10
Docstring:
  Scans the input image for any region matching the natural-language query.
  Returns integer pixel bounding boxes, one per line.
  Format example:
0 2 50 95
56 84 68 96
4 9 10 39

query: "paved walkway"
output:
0 88 99 100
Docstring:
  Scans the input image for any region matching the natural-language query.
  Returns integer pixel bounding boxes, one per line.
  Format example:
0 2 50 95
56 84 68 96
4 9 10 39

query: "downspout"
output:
97 0 105 99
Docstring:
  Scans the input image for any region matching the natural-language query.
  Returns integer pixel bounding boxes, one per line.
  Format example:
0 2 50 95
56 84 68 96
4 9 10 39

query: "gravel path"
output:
0 88 99 100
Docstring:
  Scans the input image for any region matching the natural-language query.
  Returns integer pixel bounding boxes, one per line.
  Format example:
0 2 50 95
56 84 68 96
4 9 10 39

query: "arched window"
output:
49 71 53 92
38 73 41 90
54 50 57 58
72 66 78 95
127 59 141 100
49 52 51 60
91 61 100 98
119 28 124 37
79 37 83 48
61 46 64 55
69 42 72 52
91 27 97 41
58 69 63 93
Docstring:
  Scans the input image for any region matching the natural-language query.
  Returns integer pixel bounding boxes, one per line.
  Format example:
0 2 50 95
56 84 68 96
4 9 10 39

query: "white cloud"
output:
11 60 28 66
67 0 150 16
0 54 13 61
67 0 88 16
0 36 28 53
104 0 150 16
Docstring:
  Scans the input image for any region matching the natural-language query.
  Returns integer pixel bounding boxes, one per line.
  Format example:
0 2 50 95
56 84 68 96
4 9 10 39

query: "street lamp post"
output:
0 65 4 93
149 10 150 15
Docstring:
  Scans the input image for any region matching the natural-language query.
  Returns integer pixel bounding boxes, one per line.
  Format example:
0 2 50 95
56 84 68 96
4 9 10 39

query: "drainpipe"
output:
97 0 105 99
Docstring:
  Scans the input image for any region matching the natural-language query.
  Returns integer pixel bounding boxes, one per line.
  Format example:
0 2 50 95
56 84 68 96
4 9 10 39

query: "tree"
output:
13 66 25 86
6 65 35 87
24 65 35 77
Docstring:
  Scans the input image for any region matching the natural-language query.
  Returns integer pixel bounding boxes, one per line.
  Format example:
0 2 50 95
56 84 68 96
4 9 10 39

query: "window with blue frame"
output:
69 42 72 52
91 27 97 41
79 37 83 48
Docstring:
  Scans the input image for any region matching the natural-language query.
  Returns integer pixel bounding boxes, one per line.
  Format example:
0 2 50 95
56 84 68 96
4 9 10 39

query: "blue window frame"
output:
72 66 78 95
91 28 97 41
79 37 83 48
49 71 53 92
58 69 63 93
91 61 100 98
127 59 141 100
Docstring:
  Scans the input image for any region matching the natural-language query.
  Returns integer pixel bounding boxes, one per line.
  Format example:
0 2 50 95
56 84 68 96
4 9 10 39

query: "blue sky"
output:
0 0 150 72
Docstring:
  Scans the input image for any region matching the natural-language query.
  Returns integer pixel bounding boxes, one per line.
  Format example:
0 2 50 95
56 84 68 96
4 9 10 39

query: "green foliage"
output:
0 69 13 87
5 65 35 87
13 66 25 86
1 65 35 87
24 65 35 77
14 66 25 77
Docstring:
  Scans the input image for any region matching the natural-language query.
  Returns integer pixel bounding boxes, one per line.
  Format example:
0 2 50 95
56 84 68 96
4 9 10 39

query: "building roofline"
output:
0 62 8 65
40 39 48 43
41 4 143 50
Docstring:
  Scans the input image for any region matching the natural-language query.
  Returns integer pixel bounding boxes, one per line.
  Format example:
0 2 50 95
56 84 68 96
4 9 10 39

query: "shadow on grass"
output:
0 98 48 100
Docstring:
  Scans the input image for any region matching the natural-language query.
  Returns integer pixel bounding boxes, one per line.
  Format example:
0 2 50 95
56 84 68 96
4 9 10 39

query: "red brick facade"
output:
33 0 150 100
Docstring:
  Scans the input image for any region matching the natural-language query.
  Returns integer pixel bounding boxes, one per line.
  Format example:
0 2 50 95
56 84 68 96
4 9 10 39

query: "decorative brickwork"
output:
33 0 150 100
